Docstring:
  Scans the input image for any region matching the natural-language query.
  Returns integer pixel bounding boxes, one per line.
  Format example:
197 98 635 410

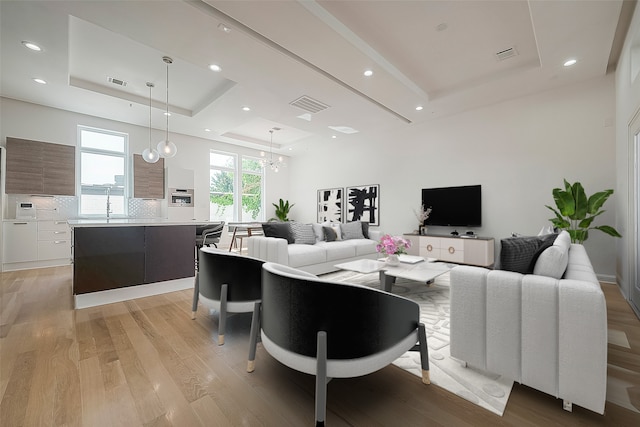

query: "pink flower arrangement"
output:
376 234 411 255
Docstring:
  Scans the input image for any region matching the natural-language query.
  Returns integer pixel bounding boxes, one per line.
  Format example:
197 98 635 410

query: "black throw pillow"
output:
262 222 294 244
323 226 338 242
500 233 558 274
361 221 370 239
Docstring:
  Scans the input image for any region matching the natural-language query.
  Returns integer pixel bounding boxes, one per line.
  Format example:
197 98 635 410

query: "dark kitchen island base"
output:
71 222 197 308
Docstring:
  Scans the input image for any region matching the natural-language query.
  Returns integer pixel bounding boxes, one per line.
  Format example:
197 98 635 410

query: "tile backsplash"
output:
4 195 163 220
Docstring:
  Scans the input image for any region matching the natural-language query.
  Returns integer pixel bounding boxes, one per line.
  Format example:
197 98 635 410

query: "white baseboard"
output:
597 273 616 284
74 276 194 309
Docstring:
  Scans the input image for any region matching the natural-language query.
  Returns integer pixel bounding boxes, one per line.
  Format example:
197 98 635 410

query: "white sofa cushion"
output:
533 230 571 279
316 241 357 261
288 244 327 268
345 239 378 256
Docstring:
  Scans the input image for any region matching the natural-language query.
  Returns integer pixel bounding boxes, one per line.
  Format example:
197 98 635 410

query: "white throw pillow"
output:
533 230 571 279
311 223 324 242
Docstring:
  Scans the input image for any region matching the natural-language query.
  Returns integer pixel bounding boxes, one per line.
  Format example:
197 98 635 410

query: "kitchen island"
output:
69 219 211 308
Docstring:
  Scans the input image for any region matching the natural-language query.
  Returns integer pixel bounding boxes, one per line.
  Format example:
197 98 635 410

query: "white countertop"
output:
67 218 213 227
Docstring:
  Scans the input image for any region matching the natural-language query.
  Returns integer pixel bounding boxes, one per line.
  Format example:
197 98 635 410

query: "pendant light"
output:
157 56 177 158
142 82 160 163
259 128 285 172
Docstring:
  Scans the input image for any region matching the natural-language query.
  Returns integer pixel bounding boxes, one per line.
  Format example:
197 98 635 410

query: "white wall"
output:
615 5 640 301
0 97 291 222
290 76 618 279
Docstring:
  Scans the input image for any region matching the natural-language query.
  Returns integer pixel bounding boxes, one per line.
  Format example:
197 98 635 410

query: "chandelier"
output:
259 128 285 172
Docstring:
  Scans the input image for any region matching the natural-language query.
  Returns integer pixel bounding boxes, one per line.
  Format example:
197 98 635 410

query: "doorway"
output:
631 112 640 317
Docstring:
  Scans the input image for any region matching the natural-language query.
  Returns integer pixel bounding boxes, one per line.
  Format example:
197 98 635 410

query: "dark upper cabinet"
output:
6 137 75 196
133 154 165 199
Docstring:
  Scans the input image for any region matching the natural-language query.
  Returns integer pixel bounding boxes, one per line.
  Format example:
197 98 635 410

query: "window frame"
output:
209 150 265 222
77 125 129 218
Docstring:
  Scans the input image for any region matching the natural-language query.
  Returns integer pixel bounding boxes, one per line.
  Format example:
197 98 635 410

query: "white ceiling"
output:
0 0 632 155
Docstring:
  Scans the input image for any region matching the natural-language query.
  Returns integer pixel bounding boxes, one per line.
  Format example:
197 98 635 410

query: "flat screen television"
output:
421 185 482 227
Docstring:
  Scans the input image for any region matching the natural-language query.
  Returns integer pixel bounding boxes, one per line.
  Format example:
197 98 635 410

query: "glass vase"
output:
386 254 400 266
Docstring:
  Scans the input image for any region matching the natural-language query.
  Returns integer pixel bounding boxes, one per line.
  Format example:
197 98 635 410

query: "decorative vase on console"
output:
376 234 411 266
414 205 432 236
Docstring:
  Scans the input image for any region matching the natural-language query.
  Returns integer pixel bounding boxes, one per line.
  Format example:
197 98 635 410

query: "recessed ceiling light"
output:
164 112 171 117
332 135 337 139
218 23 231 33
22 41 42 51
564 59 577 67
209 64 222 72
242 106 251 111
363 69 373 77
415 105 424 111
33 78 46 84
329 125 359 134
204 128 211 132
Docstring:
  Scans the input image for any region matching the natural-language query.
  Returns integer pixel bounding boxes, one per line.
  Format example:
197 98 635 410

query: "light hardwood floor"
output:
1 266 639 426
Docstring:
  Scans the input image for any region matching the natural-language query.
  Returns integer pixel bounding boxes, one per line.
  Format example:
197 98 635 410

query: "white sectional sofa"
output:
449 231 607 414
247 222 382 275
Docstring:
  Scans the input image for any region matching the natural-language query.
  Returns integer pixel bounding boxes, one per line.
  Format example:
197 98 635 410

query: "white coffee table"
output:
334 258 450 292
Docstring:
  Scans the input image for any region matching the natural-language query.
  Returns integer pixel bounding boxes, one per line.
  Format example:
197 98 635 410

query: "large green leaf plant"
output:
546 179 622 243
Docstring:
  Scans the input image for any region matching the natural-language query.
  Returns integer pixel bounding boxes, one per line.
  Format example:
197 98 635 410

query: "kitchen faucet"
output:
106 186 112 218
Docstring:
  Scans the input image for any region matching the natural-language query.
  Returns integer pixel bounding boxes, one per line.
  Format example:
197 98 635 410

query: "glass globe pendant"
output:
142 82 159 163
157 56 177 158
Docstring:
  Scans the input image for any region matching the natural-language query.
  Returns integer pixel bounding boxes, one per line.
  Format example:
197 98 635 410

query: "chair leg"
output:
191 271 199 320
218 284 228 345
247 301 262 372
315 331 328 427
418 323 430 384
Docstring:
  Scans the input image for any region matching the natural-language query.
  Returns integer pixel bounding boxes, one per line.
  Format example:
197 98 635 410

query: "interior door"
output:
630 112 640 317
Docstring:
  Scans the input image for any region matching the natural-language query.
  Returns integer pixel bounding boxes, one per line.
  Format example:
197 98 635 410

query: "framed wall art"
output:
346 184 379 226
317 187 343 223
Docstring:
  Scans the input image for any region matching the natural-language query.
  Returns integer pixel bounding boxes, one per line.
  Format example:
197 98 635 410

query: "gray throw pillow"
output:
341 221 365 240
262 222 294 244
290 222 316 245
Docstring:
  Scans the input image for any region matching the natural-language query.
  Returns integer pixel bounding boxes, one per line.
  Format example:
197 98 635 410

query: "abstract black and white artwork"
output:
346 184 379 226
317 188 343 223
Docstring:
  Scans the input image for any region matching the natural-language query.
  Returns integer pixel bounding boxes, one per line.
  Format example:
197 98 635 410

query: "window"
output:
78 126 128 217
210 151 264 222
241 157 264 221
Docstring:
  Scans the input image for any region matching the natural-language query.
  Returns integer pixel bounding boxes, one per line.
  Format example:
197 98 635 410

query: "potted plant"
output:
270 199 294 222
545 179 621 243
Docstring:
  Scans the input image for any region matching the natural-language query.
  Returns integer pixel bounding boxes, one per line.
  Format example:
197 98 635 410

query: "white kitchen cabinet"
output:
37 220 71 261
2 220 71 270
3 221 38 263
405 234 495 267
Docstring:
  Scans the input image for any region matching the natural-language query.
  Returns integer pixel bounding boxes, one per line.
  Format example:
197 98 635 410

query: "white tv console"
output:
404 233 495 268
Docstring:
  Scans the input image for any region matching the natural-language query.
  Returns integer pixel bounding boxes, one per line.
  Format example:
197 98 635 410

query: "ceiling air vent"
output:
108 76 127 87
495 47 518 61
290 95 329 114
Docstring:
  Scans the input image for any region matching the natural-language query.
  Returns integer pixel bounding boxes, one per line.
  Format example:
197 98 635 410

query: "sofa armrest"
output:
247 236 290 265
368 229 383 241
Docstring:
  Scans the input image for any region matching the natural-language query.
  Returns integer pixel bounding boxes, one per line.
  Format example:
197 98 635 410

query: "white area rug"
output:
322 269 513 416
